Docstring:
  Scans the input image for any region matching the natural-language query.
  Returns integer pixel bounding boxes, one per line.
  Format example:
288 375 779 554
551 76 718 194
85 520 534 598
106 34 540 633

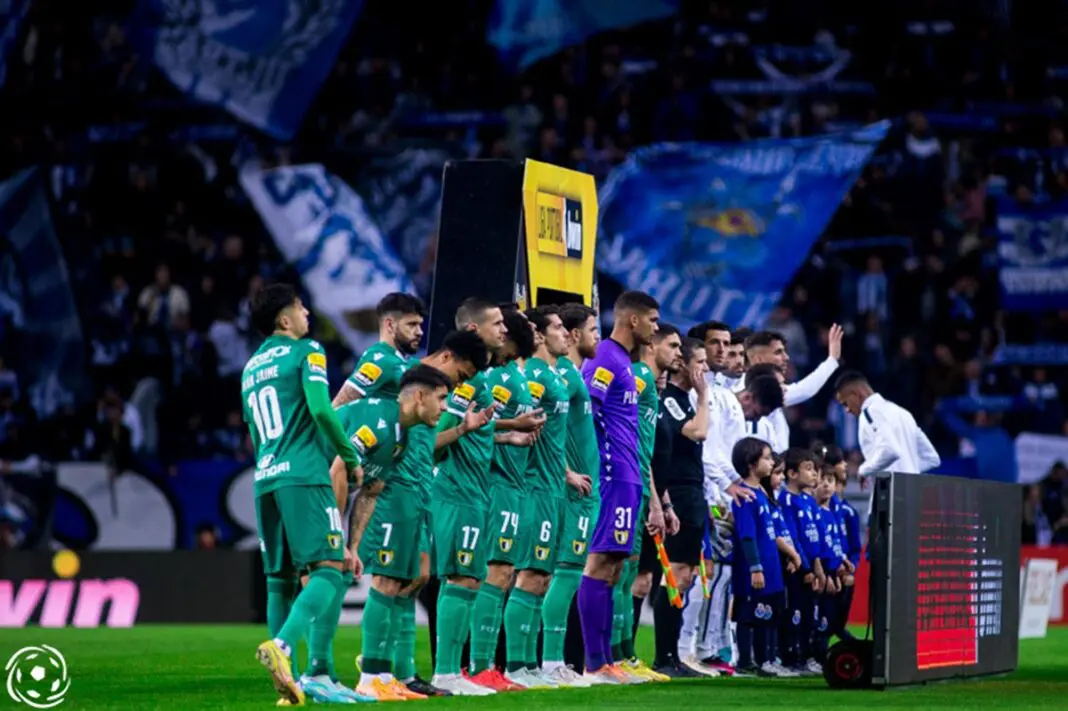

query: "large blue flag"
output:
488 0 679 71
0 168 88 416
135 0 364 139
597 121 890 330
996 197 1068 311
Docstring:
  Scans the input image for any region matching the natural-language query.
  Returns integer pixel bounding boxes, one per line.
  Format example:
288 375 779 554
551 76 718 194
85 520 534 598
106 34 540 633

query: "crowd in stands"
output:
0 0 1065 513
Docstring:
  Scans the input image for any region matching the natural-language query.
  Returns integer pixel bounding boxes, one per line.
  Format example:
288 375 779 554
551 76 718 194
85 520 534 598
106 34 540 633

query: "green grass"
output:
2 625 1066 709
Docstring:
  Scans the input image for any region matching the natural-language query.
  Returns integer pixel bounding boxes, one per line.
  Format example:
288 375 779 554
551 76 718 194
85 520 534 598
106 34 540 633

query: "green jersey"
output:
525 356 569 494
242 335 338 495
487 360 535 489
346 341 409 399
559 356 600 499
633 361 658 496
336 397 408 485
434 369 496 504
395 424 435 498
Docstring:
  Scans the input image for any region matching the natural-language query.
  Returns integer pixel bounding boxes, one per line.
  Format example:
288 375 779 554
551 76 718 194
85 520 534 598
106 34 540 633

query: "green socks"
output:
611 569 626 662
307 571 351 680
361 587 396 674
277 567 344 656
503 587 540 672
541 566 582 663
470 583 507 674
434 583 477 676
393 595 417 681
266 576 299 676
619 562 639 660
526 595 543 666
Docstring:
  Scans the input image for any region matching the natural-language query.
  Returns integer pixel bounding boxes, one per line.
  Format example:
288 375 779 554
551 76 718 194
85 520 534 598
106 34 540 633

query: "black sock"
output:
652 588 683 667
631 596 644 641
754 625 770 666
737 624 754 668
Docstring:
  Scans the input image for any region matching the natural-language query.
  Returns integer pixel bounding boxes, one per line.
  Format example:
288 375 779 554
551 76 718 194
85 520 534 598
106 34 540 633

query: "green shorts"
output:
429 498 488 580
486 483 524 565
630 494 650 557
556 492 600 567
360 482 424 581
518 493 564 573
256 485 344 575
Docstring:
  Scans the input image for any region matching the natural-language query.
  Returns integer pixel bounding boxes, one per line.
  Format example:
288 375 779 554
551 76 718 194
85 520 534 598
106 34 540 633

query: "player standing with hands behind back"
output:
243 284 364 706
577 291 664 684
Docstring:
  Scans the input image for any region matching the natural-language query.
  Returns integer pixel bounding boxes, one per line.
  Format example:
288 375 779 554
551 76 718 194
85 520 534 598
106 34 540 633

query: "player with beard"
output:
333 293 426 407
722 328 750 388
540 304 600 685
687 321 731 389
577 291 666 684
613 324 684 682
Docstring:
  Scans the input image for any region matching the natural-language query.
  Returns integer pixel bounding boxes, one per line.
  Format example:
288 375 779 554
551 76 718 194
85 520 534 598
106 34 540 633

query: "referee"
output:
651 337 715 678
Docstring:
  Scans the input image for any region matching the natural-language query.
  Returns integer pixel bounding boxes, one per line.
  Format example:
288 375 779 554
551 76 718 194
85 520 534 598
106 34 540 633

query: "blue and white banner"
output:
136 0 364 138
0 168 88 416
488 0 678 71
996 197 1068 311
240 163 413 353
0 0 30 89
598 121 889 331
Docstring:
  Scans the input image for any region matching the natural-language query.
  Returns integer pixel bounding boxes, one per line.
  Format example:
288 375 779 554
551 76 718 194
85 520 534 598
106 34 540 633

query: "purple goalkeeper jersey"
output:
581 338 641 486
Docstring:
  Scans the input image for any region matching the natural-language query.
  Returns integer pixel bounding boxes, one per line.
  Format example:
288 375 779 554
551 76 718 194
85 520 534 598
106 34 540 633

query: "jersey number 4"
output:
248 386 284 441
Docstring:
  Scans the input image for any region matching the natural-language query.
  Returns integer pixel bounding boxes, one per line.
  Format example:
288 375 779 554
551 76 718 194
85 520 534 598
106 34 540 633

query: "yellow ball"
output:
52 550 80 579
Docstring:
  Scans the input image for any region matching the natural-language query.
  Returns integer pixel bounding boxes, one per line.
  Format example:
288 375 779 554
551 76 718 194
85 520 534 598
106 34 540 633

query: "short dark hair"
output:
503 308 535 359
614 290 659 314
834 370 869 392
680 336 704 364
731 327 752 347
746 363 778 382
399 364 453 393
653 323 681 341
687 321 731 341
251 283 299 336
560 303 596 332
455 297 498 329
746 374 784 412
813 441 845 466
762 455 784 503
377 292 426 319
784 447 817 477
439 330 491 371
526 304 561 335
732 436 770 478
745 330 786 350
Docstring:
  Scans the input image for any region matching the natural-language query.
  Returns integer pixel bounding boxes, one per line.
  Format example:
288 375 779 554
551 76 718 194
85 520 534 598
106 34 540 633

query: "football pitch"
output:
3 625 1066 710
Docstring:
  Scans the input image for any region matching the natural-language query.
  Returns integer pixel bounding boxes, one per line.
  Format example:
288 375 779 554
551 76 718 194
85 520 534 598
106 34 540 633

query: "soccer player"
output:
244 283 367 706
730 437 784 677
541 304 600 683
834 370 941 483
467 307 539 690
618 324 682 682
687 320 731 389
741 325 843 453
777 447 825 675
577 290 665 684
650 337 716 679
336 321 494 699
722 330 749 387
429 298 543 696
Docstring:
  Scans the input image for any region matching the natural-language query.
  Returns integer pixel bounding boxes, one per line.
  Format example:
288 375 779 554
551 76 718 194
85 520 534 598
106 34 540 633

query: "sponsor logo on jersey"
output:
451 382 475 408
571 540 586 556
378 550 394 566
307 352 327 374
635 377 646 394
591 367 613 392
245 345 292 370
614 529 629 545
498 537 513 553
491 385 512 406
327 533 342 550
527 381 545 401
535 545 550 561
664 397 686 421
353 425 378 453
257 454 275 470
255 460 291 481
457 551 473 567
354 362 382 387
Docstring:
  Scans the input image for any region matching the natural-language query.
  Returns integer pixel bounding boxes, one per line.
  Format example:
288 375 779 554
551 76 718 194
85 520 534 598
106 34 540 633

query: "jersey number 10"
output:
248 386 284 442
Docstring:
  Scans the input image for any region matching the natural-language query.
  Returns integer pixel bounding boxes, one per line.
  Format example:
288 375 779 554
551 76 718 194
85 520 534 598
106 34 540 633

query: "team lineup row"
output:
241 285 920 705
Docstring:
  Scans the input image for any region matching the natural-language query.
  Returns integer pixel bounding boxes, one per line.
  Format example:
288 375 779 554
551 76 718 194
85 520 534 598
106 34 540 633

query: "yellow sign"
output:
522 159 597 306
354 425 378 451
